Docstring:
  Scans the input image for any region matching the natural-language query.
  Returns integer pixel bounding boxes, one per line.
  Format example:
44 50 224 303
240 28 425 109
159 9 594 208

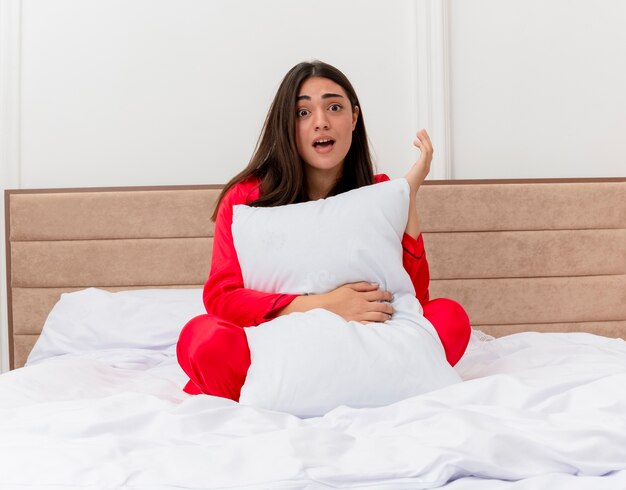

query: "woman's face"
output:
295 76 359 181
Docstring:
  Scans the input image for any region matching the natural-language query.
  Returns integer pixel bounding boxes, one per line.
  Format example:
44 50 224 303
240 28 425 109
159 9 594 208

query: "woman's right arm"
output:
203 184 298 326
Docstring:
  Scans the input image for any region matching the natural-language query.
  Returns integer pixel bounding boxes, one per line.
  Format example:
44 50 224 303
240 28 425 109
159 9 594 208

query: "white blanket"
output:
1 331 626 489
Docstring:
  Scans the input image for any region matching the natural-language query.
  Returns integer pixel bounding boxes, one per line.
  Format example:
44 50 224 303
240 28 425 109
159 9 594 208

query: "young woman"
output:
177 60 471 401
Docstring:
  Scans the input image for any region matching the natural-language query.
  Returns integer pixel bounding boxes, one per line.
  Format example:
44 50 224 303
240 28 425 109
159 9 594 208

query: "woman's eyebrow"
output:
296 93 345 101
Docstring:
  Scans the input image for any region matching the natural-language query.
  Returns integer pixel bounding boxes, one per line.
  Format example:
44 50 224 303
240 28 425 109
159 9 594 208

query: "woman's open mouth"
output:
312 138 335 154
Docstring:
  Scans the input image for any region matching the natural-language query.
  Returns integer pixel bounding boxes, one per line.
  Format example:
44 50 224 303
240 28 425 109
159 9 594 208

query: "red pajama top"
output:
203 174 431 326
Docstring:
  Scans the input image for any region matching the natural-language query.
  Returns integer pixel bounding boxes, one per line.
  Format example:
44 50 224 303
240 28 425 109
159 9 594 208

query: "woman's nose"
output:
314 112 330 130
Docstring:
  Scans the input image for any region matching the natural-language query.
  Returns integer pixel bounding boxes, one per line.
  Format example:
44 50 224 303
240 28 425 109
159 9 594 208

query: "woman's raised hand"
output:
403 129 433 238
405 129 433 195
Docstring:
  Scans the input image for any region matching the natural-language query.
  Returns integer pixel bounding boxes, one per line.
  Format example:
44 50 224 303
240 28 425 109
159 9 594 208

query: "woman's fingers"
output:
345 281 380 292
413 129 433 158
363 289 393 303
406 128 434 194
346 283 393 310
360 311 393 323
420 128 433 149
331 282 394 323
414 128 432 148
361 296 393 320
374 302 394 315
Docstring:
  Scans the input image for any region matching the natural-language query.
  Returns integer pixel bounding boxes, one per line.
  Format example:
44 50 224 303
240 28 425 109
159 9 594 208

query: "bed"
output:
2 177 625 489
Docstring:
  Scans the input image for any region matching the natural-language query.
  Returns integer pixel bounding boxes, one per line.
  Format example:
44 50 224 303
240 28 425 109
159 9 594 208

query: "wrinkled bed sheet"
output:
1 331 626 489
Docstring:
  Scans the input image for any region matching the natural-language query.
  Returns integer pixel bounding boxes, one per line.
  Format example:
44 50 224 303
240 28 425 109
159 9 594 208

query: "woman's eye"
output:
297 109 310 117
329 104 342 112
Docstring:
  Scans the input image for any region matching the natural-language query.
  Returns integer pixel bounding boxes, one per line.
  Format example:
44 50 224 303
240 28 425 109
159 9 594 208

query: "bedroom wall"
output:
1 0 625 372
449 0 626 179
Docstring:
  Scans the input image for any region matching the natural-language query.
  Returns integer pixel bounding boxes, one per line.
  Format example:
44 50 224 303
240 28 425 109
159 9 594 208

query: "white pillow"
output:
232 178 461 417
27 288 205 365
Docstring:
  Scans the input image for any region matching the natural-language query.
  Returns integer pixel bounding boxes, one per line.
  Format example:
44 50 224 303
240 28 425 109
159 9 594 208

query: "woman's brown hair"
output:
211 60 375 221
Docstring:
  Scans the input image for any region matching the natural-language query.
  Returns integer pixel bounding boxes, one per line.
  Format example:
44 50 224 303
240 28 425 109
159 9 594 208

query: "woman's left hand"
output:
403 129 433 238
405 129 433 195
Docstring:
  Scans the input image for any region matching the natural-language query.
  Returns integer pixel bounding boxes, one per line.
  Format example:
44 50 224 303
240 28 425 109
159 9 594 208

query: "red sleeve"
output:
401 233 430 304
375 173 431 305
203 182 298 326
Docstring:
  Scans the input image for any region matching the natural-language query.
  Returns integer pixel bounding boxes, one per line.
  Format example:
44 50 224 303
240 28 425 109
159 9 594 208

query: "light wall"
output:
450 0 626 178
1 0 625 371
18 0 424 188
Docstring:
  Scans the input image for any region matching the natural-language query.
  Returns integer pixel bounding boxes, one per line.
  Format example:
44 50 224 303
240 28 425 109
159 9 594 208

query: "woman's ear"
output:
352 105 360 130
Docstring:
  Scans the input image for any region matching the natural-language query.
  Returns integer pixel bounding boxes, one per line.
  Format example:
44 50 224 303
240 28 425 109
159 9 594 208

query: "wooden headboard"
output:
5 178 626 369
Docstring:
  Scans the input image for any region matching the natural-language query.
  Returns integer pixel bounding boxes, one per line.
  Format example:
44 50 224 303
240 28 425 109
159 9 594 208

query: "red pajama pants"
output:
177 298 471 401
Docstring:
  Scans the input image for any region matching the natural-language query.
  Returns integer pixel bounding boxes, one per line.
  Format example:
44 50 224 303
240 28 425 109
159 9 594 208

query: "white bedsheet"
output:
1 331 626 489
